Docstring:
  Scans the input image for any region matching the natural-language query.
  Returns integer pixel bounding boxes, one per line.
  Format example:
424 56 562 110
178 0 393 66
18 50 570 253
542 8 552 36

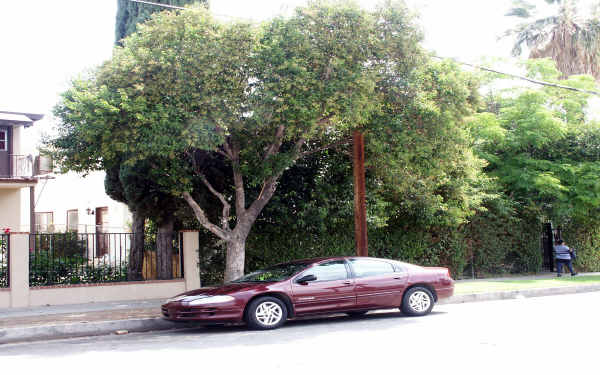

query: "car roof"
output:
281 256 400 265
281 256 345 265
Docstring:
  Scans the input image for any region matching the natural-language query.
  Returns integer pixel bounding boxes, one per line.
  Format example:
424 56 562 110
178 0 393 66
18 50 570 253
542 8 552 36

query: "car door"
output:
349 258 407 309
291 260 355 315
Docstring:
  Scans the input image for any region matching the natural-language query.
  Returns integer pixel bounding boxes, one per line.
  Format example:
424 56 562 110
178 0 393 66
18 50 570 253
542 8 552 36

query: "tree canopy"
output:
51 0 434 281
468 58 600 226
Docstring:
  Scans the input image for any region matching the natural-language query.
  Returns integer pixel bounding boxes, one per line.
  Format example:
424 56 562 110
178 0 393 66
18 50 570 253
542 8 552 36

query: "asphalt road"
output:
2 292 599 374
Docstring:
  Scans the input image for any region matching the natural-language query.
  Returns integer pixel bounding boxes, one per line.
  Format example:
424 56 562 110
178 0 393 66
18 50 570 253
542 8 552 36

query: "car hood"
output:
179 282 272 297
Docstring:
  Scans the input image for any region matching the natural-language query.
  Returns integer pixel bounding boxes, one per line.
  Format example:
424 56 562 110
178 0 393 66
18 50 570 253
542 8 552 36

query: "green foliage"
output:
563 221 600 272
470 59 600 225
29 252 128 287
463 201 542 276
468 58 600 273
115 0 207 45
0 235 7 288
367 59 492 229
32 232 87 258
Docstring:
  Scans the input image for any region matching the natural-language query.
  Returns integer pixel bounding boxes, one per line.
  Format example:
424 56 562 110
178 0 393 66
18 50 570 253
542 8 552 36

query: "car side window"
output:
349 259 395 278
300 260 348 282
392 262 406 273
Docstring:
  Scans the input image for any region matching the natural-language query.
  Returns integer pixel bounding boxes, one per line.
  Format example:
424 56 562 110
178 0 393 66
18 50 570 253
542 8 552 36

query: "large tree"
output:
51 1 426 282
504 0 600 80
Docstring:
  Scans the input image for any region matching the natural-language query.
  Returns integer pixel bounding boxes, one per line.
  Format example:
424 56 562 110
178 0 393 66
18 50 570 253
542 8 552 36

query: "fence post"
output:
9 233 29 308
182 231 200 291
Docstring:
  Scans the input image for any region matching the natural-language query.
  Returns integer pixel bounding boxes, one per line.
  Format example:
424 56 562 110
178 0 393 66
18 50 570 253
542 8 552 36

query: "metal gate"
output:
542 223 563 272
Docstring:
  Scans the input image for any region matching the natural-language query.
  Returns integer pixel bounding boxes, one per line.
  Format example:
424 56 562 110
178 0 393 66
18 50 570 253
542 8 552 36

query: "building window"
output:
35 212 54 233
67 209 79 232
0 129 7 151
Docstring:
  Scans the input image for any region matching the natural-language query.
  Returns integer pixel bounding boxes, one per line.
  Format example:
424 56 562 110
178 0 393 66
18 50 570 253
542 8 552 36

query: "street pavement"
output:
2 272 600 344
1 292 598 375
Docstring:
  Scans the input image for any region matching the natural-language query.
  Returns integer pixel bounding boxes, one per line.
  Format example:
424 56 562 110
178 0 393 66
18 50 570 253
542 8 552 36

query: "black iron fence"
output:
29 232 183 287
0 234 8 288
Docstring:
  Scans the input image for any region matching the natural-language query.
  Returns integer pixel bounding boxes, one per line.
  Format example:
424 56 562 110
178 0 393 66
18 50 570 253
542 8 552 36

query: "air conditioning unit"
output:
34 155 53 176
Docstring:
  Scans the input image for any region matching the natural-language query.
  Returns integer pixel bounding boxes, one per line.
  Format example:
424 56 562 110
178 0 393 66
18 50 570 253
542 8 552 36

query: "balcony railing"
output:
3 155 33 178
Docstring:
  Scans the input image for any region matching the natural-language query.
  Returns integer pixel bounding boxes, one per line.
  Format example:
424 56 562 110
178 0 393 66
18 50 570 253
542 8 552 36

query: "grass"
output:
455 275 600 295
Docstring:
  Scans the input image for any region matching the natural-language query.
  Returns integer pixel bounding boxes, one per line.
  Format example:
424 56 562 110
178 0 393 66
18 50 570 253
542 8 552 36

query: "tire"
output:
346 311 369 317
245 296 288 330
401 286 434 316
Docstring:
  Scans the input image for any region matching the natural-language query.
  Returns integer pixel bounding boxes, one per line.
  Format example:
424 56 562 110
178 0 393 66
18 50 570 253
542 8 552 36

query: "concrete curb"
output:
439 283 600 304
0 318 201 345
2 284 600 345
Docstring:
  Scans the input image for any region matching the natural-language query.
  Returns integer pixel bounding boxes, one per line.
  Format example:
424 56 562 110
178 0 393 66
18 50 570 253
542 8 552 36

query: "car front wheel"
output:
401 286 434 316
246 296 288 330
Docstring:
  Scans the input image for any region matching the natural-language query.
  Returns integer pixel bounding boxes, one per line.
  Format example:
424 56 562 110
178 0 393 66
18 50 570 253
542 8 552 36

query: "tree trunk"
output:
128 211 145 281
224 238 246 282
156 215 174 280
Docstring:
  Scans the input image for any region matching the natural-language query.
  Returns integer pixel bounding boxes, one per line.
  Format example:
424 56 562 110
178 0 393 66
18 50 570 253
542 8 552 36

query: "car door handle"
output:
342 281 352 285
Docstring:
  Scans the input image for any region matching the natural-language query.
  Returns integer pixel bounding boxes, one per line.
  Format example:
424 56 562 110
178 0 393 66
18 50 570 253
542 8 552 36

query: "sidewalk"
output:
2 272 600 345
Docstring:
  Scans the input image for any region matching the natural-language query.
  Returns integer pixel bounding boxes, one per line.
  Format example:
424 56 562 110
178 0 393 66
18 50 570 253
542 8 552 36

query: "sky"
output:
0 0 587 152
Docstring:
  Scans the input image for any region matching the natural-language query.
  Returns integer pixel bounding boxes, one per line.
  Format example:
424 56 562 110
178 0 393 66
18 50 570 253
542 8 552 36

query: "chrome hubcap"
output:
255 301 283 326
409 291 431 312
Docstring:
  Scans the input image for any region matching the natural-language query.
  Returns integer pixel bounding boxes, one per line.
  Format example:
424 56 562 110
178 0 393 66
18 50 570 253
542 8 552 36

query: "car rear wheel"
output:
246 296 288 330
401 286 434 316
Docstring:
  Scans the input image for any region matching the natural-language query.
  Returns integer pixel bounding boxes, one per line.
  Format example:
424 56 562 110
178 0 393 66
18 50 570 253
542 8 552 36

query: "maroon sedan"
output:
161 256 454 330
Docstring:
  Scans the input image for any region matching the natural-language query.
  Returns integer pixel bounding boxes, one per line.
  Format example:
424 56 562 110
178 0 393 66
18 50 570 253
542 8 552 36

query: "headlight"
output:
166 295 189 303
188 295 235 306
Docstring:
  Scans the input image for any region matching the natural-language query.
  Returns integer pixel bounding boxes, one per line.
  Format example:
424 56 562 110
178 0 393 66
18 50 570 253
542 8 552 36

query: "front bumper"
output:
161 302 243 323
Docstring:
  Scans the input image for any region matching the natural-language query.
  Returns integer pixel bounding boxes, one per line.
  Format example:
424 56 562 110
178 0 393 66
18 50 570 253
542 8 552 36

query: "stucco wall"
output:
0 290 9 307
29 281 185 307
19 188 29 231
12 125 22 155
0 188 22 230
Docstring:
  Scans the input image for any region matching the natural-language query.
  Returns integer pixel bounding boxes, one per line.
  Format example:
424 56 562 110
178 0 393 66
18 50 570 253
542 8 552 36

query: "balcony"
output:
10 155 33 177
0 155 36 186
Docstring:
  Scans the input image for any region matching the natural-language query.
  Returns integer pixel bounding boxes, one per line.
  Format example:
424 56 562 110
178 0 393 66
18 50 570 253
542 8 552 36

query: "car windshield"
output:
232 262 312 283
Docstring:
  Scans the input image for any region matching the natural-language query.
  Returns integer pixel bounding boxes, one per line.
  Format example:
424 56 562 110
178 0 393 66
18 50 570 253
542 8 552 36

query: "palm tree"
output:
505 0 600 80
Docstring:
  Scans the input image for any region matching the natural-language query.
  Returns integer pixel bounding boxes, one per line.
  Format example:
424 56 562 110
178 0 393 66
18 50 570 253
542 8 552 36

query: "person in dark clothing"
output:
554 239 578 277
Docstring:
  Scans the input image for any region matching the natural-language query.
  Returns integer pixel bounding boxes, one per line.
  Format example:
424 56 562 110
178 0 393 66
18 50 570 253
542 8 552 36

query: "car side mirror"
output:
296 274 317 284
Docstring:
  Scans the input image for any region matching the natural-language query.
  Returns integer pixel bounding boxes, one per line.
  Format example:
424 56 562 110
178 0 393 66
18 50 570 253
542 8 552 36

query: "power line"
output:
433 56 600 97
129 0 251 20
130 0 187 10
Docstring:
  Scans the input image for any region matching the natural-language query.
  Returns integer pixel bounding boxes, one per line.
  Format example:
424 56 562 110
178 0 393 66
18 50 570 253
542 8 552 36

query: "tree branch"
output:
222 138 234 160
263 125 286 161
230 142 246 216
293 137 307 158
216 148 230 159
182 192 230 241
199 174 231 231
300 137 352 157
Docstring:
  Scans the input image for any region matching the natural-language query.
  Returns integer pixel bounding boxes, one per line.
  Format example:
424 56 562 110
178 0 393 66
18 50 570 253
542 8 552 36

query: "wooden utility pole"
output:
352 130 368 256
